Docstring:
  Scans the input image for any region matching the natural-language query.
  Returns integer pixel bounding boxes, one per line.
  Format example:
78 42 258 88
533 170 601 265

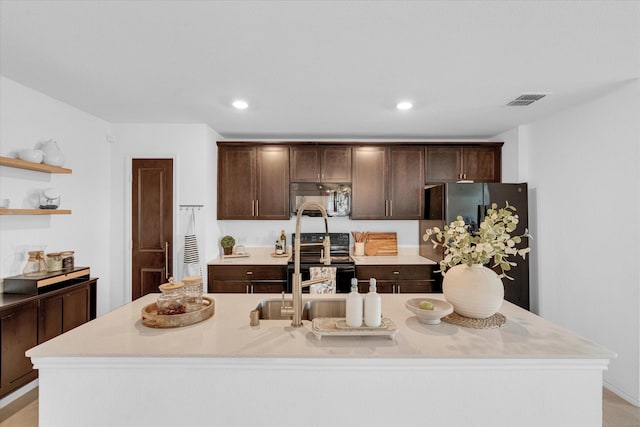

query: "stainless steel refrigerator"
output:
419 182 530 310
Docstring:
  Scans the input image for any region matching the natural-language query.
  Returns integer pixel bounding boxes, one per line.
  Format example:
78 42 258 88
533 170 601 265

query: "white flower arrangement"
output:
423 202 531 279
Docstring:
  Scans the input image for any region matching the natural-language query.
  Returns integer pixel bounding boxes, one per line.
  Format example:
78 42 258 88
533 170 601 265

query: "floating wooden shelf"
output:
0 209 72 215
0 156 72 174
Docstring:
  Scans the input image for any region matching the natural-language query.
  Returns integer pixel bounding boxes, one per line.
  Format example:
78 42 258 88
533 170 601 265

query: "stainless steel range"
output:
287 232 355 293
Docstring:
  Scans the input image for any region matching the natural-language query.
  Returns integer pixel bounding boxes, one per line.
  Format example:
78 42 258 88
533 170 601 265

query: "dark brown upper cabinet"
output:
352 146 424 220
218 145 289 220
425 145 501 182
290 146 351 183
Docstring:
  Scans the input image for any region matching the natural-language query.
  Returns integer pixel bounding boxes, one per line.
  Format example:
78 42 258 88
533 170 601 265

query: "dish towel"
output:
308 266 337 294
183 209 201 277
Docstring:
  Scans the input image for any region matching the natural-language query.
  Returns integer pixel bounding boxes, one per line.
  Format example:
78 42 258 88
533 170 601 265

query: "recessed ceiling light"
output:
396 101 413 111
232 100 249 110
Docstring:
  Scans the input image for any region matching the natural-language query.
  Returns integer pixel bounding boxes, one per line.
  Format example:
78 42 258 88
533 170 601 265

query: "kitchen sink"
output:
254 298 346 321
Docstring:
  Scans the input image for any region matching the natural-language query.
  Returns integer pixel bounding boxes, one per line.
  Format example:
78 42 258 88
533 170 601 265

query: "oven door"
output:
287 263 355 294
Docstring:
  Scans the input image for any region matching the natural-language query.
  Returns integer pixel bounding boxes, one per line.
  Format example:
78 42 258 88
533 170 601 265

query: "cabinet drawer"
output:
209 265 287 281
356 265 434 281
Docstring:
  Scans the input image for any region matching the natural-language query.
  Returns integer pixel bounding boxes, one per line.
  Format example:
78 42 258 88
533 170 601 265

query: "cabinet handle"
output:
385 200 388 216
251 200 255 216
389 200 393 217
246 284 250 294
256 200 259 217
246 271 253 275
393 271 400 275
165 241 170 280
396 284 401 293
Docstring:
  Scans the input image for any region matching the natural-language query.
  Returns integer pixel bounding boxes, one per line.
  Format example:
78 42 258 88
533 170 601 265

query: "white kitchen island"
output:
27 293 615 427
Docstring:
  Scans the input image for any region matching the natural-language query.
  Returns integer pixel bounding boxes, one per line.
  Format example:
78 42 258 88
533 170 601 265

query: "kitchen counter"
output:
208 246 438 266
28 293 614 427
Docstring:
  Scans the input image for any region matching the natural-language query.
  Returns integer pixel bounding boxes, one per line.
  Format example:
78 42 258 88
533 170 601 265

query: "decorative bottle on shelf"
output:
364 278 382 327
280 229 287 253
346 278 363 327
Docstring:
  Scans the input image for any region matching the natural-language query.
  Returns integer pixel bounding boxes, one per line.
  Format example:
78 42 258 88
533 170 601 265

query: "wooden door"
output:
462 147 501 182
351 147 387 219
290 146 320 182
132 158 173 300
321 146 351 183
255 146 289 219
39 293 63 342
0 301 38 395
425 146 462 182
62 285 89 332
389 147 424 219
217 146 256 219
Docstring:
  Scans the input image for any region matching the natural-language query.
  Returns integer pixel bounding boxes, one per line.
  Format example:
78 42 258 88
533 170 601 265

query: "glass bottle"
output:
23 251 41 276
157 280 186 315
36 251 48 273
182 275 203 312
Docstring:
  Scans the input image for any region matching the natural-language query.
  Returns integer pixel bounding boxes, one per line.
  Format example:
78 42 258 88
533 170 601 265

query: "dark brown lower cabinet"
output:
208 265 287 294
39 283 91 343
0 278 97 398
355 265 438 294
0 300 38 398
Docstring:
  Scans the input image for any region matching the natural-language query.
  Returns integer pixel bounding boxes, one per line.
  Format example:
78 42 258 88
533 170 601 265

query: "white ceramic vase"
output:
38 139 65 167
442 264 504 319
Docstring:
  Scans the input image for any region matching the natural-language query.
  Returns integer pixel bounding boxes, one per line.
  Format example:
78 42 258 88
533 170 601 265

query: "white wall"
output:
109 123 221 309
0 76 112 314
506 80 640 405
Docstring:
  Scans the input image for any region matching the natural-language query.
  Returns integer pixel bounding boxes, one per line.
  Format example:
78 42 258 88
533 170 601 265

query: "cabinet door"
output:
290 147 320 182
39 293 63 342
389 147 424 219
256 146 290 219
351 147 388 219
62 285 89 333
321 146 351 183
462 147 501 182
425 146 462 182
209 281 250 293
218 146 256 219
395 281 435 293
1 301 38 396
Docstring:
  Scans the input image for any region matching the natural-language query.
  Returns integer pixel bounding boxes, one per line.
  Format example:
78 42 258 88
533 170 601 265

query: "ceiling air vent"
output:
507 93 547 106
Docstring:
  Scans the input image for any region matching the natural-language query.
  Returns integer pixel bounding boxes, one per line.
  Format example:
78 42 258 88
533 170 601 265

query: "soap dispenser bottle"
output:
364 278 382 327
346 278 363 327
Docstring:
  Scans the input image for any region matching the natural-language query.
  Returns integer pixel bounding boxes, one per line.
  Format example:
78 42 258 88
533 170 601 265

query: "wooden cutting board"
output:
364 232 398 256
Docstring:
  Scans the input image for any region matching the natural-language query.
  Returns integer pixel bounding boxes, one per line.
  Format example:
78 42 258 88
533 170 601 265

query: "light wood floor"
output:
1 387 639 426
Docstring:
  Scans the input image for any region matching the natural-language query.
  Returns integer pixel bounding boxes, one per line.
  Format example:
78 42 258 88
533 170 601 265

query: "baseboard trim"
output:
604 380 640 407
0 379 39 410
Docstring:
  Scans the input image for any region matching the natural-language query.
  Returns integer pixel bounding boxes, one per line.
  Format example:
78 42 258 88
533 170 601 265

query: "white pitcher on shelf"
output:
37 139 65 167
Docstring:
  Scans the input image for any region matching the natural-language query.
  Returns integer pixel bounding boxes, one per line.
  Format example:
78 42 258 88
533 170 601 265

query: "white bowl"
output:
405 298 453 325
18 149 44 163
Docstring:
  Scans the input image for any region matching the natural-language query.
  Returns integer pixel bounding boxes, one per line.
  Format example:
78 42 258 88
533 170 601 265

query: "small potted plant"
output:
220 235 236 256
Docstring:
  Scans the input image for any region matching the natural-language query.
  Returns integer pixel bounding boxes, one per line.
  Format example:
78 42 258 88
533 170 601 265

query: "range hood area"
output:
290 182 351 217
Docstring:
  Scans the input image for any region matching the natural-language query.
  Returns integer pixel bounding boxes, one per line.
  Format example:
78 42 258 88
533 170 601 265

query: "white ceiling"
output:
1 1 638 139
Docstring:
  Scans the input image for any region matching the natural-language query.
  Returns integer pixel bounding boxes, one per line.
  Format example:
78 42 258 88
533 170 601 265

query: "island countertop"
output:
27 293 613 361
28 293 616 427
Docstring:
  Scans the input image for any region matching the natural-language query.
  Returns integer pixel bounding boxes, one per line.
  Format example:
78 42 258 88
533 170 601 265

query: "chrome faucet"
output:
281 201 331 327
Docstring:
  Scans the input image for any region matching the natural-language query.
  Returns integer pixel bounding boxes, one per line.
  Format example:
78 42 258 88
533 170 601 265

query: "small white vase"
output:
442 264 504 319
38 139 65 167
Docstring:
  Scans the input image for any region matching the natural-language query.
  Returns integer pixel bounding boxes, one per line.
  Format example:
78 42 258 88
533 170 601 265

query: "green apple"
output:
418 300 434 310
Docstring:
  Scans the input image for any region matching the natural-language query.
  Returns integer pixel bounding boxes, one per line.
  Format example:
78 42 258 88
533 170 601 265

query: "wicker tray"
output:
311 317 398 340
141 296 215 328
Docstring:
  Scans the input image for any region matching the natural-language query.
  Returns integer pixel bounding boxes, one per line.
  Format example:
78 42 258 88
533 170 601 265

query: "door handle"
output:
165 241 170 280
